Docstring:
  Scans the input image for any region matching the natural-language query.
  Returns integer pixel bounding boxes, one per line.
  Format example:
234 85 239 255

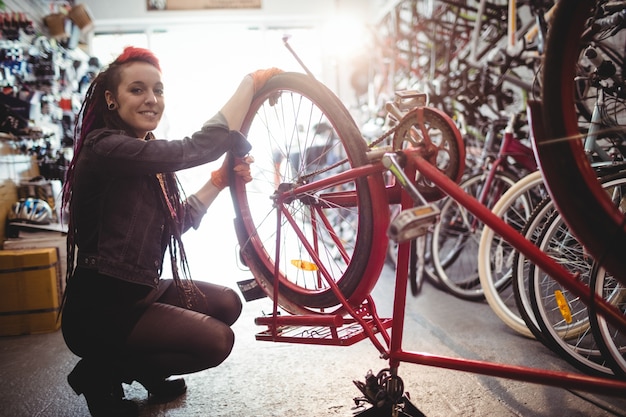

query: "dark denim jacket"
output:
71 114 251 288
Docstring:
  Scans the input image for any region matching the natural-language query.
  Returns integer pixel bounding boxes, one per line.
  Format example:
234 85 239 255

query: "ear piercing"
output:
108 102 117 110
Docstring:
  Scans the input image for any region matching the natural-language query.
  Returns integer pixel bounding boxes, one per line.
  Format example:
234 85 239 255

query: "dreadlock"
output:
62 46 202 309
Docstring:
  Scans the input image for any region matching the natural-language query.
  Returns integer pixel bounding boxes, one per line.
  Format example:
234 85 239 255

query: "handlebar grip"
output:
594 9 626 29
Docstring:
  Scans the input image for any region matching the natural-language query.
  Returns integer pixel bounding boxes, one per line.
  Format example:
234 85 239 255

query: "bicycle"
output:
357 1 550 299
538 0 626 285
431 112 538 300
478 62 626 338
224 81 626 414
502 0 626 381
225 5 626 414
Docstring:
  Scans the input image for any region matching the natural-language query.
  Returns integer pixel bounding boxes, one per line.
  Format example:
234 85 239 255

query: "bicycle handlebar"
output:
594 8 626 29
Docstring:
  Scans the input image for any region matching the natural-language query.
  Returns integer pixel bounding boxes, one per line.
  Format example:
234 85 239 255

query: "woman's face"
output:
107 61 164 138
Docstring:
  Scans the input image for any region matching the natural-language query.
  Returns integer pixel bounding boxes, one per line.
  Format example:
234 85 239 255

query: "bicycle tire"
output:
478 170 546 338
590 263 626 377
230 72 389 314
589 169 626 377
529 206 617 377
511 194 556 342
513 167 626 344
540 0 626 286
431 170 518 301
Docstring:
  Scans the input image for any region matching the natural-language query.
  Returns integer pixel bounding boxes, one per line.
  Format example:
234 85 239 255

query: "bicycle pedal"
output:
387 204 440 243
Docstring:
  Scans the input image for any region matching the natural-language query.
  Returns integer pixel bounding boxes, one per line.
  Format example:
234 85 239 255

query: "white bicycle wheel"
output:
478 170 546 338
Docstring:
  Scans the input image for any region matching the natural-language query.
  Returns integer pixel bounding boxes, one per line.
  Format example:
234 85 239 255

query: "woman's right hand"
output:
232 155 254 183
211 155 254 190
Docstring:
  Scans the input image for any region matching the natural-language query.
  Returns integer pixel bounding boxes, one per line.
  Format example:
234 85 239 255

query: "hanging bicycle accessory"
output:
8 198 53 225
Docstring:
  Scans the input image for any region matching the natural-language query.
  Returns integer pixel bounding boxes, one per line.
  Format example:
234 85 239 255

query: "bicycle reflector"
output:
291 259 318 271
554 289 573 324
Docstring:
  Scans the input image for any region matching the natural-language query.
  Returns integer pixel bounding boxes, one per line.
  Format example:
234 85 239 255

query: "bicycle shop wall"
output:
0 0 91 275
74 0 385 112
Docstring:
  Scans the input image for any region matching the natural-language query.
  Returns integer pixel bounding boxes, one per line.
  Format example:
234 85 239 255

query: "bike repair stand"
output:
350 153 438 417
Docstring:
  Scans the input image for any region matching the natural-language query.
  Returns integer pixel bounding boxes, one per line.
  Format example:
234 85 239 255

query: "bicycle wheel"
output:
513 167 626 343
230 72 389 314
591 264 626 377
512 195 556 341
540 0 626 286
478 170 547 338
431 170 518 301
529 209 616 377
589 170 626 377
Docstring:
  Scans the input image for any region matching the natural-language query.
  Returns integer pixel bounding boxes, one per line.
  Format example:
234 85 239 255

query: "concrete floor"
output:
2 195 626 417
2 263 626 417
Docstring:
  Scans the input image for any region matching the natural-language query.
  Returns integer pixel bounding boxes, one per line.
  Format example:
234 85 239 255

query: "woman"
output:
61 46 280 417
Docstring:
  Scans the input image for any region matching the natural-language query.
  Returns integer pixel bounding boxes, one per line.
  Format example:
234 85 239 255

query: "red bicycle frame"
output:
252 106 626 397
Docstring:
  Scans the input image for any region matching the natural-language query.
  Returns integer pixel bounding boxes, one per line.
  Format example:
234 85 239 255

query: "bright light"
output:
89 26 333 203
91 27 325 141
322 13 368 60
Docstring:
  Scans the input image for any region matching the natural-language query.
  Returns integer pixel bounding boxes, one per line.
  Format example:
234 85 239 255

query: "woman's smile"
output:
112 61 165 138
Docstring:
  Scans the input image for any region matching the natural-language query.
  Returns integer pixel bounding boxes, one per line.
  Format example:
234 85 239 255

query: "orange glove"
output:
249 68 283 93
211 155 255 190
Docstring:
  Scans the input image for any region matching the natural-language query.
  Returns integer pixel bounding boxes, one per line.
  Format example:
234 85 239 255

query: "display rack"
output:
0 0 92 240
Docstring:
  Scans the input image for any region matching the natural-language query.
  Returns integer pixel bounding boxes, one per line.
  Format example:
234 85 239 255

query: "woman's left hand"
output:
249 68 283 93
211 155 254 190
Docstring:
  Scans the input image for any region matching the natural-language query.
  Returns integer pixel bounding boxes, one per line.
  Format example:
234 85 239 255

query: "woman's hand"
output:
210 155 255 190
249 68 284 93
233 155 254 183
219 68 282 131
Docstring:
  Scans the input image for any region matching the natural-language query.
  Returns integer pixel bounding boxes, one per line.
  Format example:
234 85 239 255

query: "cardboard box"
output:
3 230 67 293
0 247 62 336
0 179 18 245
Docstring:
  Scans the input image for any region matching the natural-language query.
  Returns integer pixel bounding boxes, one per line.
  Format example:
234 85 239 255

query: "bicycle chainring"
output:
393 107 465 201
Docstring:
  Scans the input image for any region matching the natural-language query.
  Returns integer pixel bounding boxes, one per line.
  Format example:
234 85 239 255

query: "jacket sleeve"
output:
182 194 208 231
85 114 251 177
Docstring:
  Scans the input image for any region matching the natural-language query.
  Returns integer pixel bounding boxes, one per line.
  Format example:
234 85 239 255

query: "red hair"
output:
113 46 161 71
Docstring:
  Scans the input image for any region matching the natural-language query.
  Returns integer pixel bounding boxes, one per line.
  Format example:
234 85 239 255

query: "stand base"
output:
353 395 426 417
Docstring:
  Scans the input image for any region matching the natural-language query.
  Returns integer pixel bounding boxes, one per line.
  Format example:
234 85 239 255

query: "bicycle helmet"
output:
8 198 53 225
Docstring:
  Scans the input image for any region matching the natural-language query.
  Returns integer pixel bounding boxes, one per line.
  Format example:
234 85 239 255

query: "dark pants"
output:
62 268 242 380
